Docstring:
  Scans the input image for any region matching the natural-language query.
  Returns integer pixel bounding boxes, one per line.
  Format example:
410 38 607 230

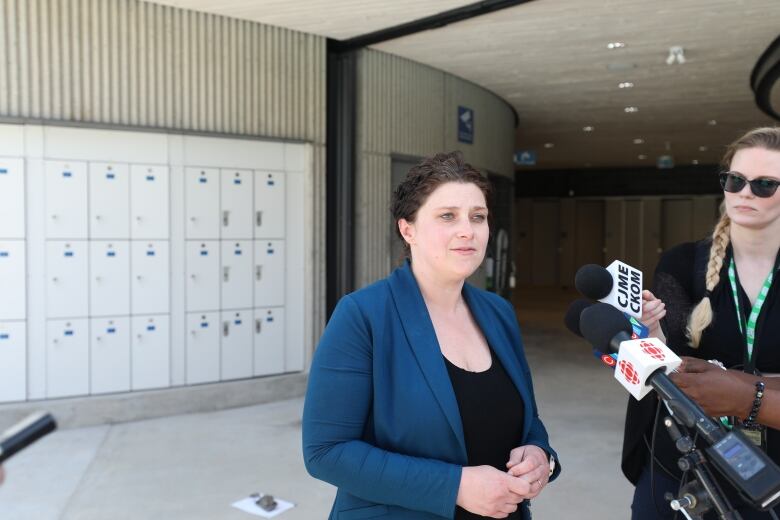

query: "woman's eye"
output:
440 213 454 220
471 214 486 222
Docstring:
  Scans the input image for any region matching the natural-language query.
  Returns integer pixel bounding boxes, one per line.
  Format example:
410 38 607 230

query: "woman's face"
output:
724 147 780 230
398 181 489 282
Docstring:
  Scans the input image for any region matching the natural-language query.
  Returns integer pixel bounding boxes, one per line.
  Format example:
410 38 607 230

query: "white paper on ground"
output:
231 496 296 518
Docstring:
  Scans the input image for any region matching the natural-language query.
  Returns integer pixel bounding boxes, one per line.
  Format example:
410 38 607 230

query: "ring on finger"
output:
536 479 542 489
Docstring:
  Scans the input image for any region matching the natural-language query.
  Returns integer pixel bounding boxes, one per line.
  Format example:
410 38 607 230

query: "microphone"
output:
564 299 617 368
575 261 643 319
579 303 780 510
580 303 680 400
0 412 57 464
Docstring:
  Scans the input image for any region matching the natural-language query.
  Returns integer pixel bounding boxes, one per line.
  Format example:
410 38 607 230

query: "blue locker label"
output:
266 316 274 322
0 251 8 257
234 179 241 185
146 251 155 256
107 328 116 334
267 180 275 186
199 178 207 183
146 175 155 181
64 330 74 336
200 250 208 256
200 322 208 328
234 320 242 325
267 249 274 255
147 325 156 331
63 171 72 178
107 251 116 257
235 250 242 255
106 173 116 179
0 168 8 174
0 334 9 339
65 251 74 257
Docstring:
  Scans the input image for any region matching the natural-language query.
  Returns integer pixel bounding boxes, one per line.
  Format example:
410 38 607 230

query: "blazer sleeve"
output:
302 294 462 518
502 298 562 482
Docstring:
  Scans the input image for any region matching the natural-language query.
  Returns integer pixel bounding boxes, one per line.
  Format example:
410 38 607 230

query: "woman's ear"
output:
398 218 415 245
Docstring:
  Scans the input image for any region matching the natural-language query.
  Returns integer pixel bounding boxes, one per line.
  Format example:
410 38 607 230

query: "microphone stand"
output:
662 413 742 520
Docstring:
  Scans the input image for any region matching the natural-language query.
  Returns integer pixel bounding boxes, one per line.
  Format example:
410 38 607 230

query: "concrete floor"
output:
0 288 636 519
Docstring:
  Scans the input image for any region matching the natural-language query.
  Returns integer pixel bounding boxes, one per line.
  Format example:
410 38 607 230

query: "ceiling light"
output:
698 146 708 152
544 143 554 149
633 138 644 144
624 106 639 113
607 42 626 49
618 82 635 89
692 159 700 165
666 46 686 65
638 154 647 160
708 119 718 126
583 126 594 132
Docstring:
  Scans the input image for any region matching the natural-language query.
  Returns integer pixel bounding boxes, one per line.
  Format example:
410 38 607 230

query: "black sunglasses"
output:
719 171 780 198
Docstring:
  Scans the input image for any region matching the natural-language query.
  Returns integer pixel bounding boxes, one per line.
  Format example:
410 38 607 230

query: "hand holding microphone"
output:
640 289 666 343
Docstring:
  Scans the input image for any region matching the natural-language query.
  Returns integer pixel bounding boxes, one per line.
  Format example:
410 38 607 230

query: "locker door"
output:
185 167 220 239
46 319 89 398
131 165 169 239
89 162 130 239
131 315 170 390
254 171 285 238
221 168 253 239
185 312 220 384
90 317 130 394
186 241 220 312
0 241 26 320
0 158 25 238
0 321 26 402
253 308 284 376
45 160 88 238
222 240 253 310
254 240 285 307
46 241 89 318
221 310 252 380
131 241 170 315
90 241 130 317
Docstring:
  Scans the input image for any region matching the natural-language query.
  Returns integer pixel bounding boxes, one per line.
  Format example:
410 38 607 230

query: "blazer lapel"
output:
388 261 467 460
463 285 535 441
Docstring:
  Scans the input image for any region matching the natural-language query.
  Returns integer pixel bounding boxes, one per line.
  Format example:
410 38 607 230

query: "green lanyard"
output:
727 257 774 364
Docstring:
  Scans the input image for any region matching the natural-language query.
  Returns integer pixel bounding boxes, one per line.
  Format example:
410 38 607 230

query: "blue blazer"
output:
303 261 560 519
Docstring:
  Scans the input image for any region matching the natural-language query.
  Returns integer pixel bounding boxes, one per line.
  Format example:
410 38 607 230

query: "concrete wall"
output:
0 0 327 425
355 49 516 288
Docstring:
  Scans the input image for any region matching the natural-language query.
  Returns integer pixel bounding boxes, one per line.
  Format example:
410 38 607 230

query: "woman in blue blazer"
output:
303 152 560 519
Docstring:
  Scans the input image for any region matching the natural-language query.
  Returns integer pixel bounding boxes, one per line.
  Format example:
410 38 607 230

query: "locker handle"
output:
95 276 102 282
96 336 102 342
136 275 143 281
137 334 143 340
223 210 230 227
136 216 142 222
223 321 229 337
52 277 59 283
95 214 102 220
190 274 197 280
255 265 262 281
256 211 263 227
223 266 230 282
255 318 262 334
51 214 58 220
190 216 197 222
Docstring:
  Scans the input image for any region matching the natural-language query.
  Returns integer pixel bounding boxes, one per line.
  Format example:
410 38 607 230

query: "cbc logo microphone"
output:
640 341 666 361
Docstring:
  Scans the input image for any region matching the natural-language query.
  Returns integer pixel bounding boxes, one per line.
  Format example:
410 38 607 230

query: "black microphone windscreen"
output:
579 303 632 352
564 299 593 337
575 264 613 300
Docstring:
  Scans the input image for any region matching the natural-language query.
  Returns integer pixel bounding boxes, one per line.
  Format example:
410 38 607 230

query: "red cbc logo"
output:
640 341 666 361
601 354 617 367
619 360 640 385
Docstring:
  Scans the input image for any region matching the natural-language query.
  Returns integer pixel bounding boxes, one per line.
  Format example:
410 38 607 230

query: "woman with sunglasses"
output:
624 126 780 520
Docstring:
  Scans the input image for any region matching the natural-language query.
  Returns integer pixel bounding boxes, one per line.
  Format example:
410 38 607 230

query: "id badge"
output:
735 423 767 451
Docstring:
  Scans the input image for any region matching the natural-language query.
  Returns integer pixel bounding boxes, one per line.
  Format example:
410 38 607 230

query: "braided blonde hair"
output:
686 126 780 347
686 207 730 347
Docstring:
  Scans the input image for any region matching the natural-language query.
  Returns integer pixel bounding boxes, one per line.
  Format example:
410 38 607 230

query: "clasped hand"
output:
457 445 549 518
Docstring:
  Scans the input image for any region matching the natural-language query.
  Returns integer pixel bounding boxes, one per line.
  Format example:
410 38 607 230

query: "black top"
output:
622 240 780 509
445 347 525 520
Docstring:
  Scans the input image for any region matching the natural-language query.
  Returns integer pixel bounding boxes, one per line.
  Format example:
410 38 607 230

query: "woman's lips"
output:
452 247 477 254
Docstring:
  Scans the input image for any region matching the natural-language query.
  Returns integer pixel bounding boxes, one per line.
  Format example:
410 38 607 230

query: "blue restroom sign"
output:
458 106 474 144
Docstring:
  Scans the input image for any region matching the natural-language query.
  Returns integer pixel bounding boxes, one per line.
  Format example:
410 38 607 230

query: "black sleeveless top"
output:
444 347 526 519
